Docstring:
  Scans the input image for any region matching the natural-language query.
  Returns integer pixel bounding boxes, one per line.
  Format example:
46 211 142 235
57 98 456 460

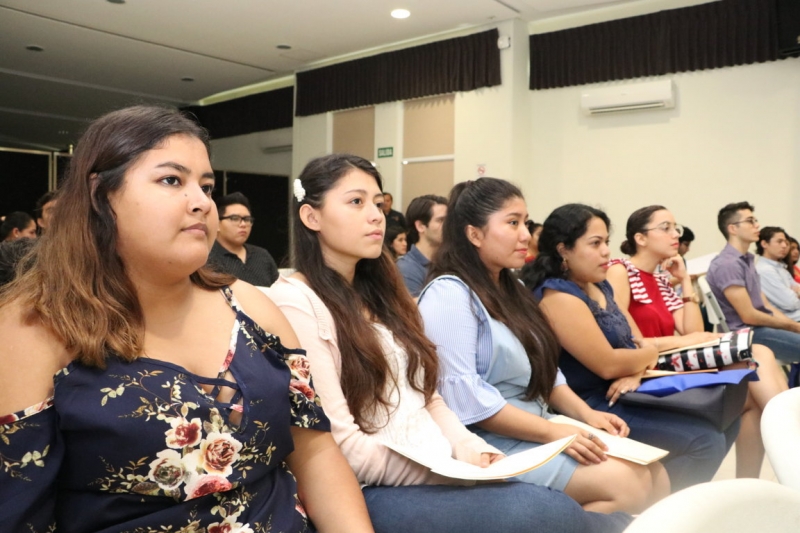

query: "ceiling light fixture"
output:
107 0 126 4
391 9 410 19
276 44 292 50
181 77 195 82
26 45 44 52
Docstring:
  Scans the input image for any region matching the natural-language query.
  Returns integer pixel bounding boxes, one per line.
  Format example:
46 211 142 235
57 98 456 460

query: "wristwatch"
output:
682 293 700 304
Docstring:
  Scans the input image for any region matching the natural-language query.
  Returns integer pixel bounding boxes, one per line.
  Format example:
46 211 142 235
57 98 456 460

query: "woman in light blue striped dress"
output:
418 178 668 515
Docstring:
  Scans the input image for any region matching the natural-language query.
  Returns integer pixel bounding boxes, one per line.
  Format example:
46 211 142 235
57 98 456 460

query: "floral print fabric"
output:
0 287 330 533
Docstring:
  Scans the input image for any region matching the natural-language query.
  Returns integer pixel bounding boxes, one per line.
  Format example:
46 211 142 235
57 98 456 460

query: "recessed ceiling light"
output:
26 45 44 52
276 44 292 50
58 130 69 135
181 77 195 82
107 0 126 4
391 9 410 19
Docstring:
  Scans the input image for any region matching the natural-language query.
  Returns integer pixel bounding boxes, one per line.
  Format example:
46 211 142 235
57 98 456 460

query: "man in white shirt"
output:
755 226 800 321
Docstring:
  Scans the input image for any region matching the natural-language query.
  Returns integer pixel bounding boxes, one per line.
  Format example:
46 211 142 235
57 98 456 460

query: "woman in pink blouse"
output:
268 154 633 533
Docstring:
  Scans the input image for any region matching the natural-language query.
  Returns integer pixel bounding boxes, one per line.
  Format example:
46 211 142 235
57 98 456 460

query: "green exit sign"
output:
377 147 394 158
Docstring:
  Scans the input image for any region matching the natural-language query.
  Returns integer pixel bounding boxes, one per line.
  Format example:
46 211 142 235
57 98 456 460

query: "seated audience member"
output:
35 190 58 234
381 191 406 228
0 238 35 287
397 194 447 297
678 226 694 257
521 204 739 491
706 202 800 363
525 220 543 263
755 226 800 321
783 235 800 283
383 225 407 260
207 192 279 287
418 180 667 513
607 206 787 478
269 155 633 533
0 211 37 242
0 106 372 533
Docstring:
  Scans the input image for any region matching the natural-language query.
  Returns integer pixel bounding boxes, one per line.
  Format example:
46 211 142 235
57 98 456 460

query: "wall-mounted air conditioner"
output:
580 80 675 115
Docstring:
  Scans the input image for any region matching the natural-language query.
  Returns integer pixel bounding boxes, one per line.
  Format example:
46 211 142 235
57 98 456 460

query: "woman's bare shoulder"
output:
0 301 71 416
228 280 301 349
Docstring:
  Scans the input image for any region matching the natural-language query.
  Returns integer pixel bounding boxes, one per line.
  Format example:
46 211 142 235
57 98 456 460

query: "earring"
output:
561 257 569 275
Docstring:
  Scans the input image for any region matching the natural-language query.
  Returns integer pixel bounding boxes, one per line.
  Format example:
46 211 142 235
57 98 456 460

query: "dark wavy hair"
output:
619 205 667 256
216 191 252 217
756 226 787 256
0 211 35 241
783 235 799 269
0 105 233 367
383 225 407 259
293 154 439 433
405 194 447 245
427 178 559 402
521 203 611 291
718 201 754 239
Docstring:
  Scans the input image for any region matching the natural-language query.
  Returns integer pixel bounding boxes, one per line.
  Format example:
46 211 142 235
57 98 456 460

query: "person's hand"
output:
582 410 630 438
453 438 505 468
477 452 506 468
546 422 608 466
606 375 642 408
660 254 687 282
681 331 722 345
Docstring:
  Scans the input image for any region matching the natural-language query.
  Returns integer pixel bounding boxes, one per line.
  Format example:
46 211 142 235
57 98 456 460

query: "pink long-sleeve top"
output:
268 275 500 487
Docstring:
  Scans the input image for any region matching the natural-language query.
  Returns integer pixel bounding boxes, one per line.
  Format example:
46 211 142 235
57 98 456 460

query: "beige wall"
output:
210 127 292 176
402 160 454 204
332 106 375 160
290 20 800 264
403 94 455 157
525 58 800 259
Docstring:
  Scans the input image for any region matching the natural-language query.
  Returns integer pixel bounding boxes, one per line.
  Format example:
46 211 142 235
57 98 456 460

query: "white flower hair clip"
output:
293 178 306 203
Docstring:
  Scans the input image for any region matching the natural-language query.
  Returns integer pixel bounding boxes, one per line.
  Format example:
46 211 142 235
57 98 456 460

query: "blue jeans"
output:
362 482 632 533
752 326 800 363
585 395 739 491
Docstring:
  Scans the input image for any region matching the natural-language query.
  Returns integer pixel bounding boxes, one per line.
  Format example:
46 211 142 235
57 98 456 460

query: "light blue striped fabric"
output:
418 276 566 426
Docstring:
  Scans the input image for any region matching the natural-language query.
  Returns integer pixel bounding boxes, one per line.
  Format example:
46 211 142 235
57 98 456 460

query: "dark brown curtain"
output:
184 86 293 139
296 29 501 116
530 0 780 90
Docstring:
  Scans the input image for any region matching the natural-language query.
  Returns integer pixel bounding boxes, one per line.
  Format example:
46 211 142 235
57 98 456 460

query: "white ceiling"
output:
0 0 676 150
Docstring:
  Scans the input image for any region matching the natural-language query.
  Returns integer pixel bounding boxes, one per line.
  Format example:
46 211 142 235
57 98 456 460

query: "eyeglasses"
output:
731 217 758 226
220 215 255 225
642 222 683 236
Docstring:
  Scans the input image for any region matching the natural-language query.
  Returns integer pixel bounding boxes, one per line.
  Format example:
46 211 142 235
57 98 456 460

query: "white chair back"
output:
623 479 800 533
762 387 800 491
698 275 730 333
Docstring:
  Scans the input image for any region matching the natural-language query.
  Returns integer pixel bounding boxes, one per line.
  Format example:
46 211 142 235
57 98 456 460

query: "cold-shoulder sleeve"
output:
0 399 61 532
418 277 507 425
268 277 449 486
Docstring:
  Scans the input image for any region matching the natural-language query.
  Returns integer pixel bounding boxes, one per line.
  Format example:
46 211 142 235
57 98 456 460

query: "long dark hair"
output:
0 211 34 241
784 235 799 269
293 154 439 433
383 225 406 259
521 203 611 290
427 178 559 402
0 105 233 367
619 205 667 255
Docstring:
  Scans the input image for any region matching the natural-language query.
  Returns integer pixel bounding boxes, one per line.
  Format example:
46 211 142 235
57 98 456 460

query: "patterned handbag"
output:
656 328 753 372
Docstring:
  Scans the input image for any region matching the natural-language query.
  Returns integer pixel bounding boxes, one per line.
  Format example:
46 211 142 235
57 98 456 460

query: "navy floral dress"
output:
0 287 330 533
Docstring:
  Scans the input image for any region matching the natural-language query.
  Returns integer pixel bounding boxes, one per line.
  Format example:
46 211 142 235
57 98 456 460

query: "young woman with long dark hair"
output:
521 203 740 491
418 179 667 514
268 155 634 533
0 106 372 533
607 205 787 478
